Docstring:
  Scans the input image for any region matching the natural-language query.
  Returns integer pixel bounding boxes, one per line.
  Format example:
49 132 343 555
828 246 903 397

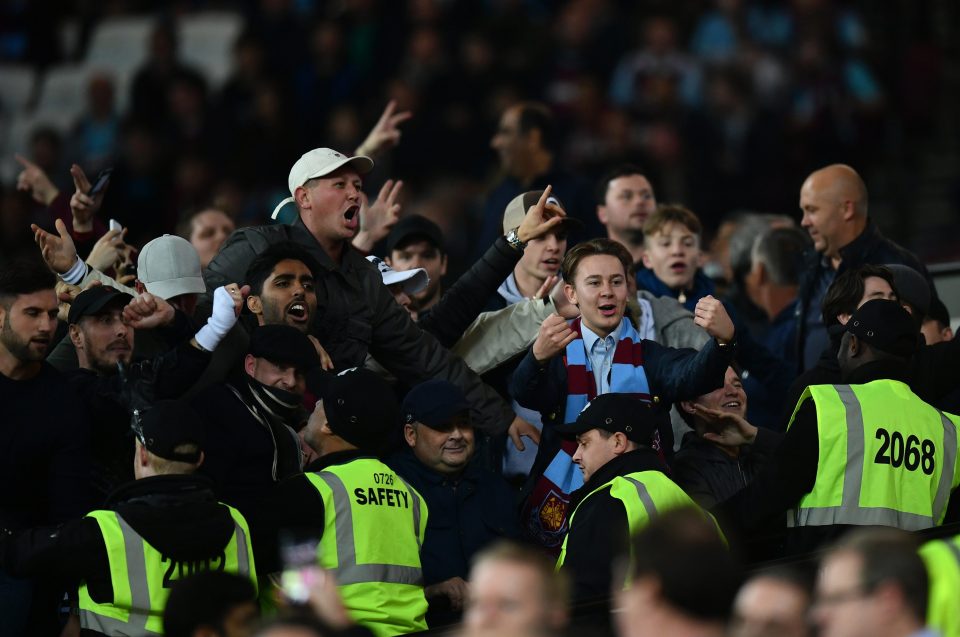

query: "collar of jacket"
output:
391 447 480 486
292 216 370 280
836 219 883 270
105 474 217 507
304 449 374 473
842 358 910 385
569 447 667 509
636 267 716 310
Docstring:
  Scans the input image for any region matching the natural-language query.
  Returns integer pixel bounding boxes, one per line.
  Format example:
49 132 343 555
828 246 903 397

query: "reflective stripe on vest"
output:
556 470 705 571
788 382 960 530
313 470 424 586
920 534 960 637
78 506 255 635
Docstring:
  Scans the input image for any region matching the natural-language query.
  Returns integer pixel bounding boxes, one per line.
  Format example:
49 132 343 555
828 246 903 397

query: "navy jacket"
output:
794 220 931 373
386 449 522 586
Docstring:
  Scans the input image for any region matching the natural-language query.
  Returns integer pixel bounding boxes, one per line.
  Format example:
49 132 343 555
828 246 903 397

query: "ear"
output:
945 326 954 341
195 451 205 470
69 324 84 349
563 282 578 307
403 423 417 448
384 255 393 266
439 254 448 277
527 127 543 149
679 400 697 416
319 421 334 435
837 312 852 326
597 205 609 225
641 251 653 269
294 185 310 209
243 354 257 377
848 334 861 357
613 432 630 453
136 441 149 467
246 294 262 315
841 200 856 222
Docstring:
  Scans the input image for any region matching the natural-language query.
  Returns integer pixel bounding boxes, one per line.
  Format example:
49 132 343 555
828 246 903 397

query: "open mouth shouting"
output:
286 299 310 324
669 260 688 275
541 257 560 271
598 303 618 318
343 205 360 231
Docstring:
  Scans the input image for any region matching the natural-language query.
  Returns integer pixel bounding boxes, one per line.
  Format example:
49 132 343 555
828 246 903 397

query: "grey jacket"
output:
200 218 515 434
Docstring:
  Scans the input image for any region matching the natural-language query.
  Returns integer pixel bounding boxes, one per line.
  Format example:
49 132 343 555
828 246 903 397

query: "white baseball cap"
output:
137 235 206 299
366 255 429 295
271 148 375 219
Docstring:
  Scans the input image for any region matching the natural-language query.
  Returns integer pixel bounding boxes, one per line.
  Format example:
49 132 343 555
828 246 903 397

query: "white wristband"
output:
59 257 87 285
194 286 237 351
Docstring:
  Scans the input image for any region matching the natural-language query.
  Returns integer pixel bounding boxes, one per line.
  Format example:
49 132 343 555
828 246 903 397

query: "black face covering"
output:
234 376 307 480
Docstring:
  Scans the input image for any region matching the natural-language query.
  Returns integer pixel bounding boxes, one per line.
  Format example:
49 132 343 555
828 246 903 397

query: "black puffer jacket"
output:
200 218 514 434
671 429 783 509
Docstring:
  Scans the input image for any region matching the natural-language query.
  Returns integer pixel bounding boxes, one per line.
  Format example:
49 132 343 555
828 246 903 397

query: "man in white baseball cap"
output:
366 255 428 319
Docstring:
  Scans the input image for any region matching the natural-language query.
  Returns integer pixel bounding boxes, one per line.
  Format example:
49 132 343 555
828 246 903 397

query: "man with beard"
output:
0 258 91 634
190 324 319 517
65 282 245 501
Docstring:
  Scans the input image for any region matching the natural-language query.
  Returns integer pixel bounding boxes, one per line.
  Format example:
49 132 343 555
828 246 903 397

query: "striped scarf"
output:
523 317 656 550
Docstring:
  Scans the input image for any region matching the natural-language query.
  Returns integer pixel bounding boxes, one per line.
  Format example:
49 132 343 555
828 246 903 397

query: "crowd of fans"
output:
0 2 959 637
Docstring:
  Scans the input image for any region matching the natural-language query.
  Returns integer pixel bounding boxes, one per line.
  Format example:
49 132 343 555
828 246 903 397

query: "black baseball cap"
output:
68 286 132 324
248 324 320 371
555 393 667 444
133 399 205 463
402 379 471 431
846 299 920 358
386 215 444 254
885 264 931 317
307 367 399 451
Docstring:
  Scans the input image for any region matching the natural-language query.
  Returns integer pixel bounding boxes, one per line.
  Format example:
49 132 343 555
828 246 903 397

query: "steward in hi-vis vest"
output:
266 368 429 637
552 394 718 603
716 300 960 555
0 400 257 636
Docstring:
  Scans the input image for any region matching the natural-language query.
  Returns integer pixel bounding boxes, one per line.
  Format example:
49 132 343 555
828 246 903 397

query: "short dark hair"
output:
752 227 810 286
595 164 651 206
925 296 951 328
516 102 556 153
643 204 702 240
625 508 742 621
163 571 257 637
827 528 928 621
561 238 633 284
0 258 56 308
244 243 321 296
821 264 898 326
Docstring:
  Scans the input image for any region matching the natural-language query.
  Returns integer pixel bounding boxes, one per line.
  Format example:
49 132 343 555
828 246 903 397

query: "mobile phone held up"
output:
88 167 113 196
279 532 324 604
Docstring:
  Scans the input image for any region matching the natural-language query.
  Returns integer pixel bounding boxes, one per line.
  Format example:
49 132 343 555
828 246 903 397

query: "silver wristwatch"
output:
506 227 526 251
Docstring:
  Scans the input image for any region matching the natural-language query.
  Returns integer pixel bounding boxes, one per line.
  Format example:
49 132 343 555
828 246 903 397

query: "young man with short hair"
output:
510 238 735 549
596 165 657 264
385 215 447 313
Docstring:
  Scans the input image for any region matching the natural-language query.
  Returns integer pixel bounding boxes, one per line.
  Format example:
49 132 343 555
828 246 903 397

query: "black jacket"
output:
418 236 522 349
714 359 923 555
561 449 670 604
191 376 304 518
0 475 238 622
794 221 931 373
672 429 783 509
66 311 211 501
201 219 514 434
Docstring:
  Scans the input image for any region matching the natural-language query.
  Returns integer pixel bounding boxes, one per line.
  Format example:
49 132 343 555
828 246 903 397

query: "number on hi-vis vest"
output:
161 551 226 588
355 486 410 508
873 428 935 475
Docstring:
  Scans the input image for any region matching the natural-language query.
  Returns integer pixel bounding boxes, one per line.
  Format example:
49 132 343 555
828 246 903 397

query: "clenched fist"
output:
693 295 735 344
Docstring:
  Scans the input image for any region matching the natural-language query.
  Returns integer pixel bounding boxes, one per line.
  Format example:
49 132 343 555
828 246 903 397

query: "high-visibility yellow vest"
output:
78 505 256 636
304 457 429 637
787 380 960 530
556 470 711 572
920 534 960 637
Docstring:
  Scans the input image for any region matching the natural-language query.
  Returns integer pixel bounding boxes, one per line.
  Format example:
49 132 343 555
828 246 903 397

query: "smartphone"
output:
109 219 122 233
88 167 113 196
279 532 324 604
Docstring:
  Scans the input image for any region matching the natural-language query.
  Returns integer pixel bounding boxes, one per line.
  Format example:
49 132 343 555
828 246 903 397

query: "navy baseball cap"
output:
846 299 920 358
133 399 205 463
555 394 667 444
68 286 132 324
402 379 470 431
248 324 320 371
386 215 444 254
307 367 399 451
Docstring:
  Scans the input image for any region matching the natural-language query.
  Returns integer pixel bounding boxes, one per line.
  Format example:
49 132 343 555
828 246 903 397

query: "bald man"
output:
795 164 930 371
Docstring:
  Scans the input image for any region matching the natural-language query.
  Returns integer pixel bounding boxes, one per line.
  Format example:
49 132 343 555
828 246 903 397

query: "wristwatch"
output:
505 227 526 251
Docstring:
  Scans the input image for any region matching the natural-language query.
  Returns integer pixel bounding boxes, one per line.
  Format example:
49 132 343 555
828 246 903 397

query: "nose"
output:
800 211 812 228
572 445 584 464
544 234 560 251
396 290 411 308
280 368 296 389
38 313 55 334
